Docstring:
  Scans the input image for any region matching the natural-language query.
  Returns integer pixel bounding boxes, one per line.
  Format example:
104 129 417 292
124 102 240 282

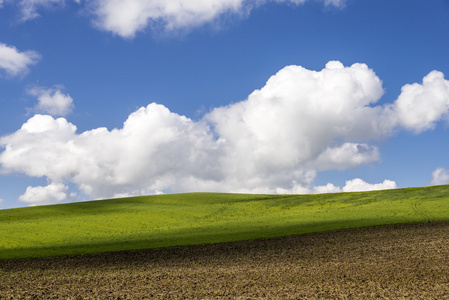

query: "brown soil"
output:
1 221 449 299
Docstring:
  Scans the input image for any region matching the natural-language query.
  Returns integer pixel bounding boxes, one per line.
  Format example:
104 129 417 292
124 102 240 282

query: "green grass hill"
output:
1 185 449 260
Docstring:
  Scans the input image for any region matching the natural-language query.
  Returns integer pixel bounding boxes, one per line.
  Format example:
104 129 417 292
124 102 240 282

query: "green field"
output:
1 185 449 260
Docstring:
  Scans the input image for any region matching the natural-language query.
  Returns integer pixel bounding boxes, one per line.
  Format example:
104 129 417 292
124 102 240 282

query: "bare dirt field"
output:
1 221 449 299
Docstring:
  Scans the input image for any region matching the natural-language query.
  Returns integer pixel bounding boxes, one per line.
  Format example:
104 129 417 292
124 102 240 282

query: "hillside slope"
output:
1 185 449 259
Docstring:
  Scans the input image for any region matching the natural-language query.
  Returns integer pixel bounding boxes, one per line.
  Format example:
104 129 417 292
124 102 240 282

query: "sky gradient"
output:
0 0 448 209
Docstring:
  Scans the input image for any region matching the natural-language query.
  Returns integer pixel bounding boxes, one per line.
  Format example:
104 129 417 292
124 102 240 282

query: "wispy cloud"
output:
431 168 449 185
0 43 40 77
1 61 447 205
16 0 67 21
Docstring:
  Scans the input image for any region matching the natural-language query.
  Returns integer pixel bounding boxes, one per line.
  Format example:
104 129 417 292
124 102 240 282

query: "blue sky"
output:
0 0 448 209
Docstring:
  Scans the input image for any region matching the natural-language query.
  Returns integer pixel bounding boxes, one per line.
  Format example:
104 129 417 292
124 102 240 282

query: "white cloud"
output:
90 0 245 38
0 105 220 199
18 182 69 205
312 143 380 170
207 61 385 176
90 0 345 38
0 43 40 77
28 86 74 116
2 0 345 37
431 167 449 185
311 179 397 194
312 183 342 194
342 178 397 193
265 178 397 194
0 61 447 204
392 71 449 133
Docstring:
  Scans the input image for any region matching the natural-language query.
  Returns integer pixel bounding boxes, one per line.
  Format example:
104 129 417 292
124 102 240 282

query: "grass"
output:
1 185 449 260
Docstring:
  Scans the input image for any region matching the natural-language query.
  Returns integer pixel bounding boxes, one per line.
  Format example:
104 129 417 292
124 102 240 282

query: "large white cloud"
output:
205 61 388 191
0 105 220 199
0 43 40 77
28 86 74 116
431 167 449 186
1 61 448 205
18 182 69 205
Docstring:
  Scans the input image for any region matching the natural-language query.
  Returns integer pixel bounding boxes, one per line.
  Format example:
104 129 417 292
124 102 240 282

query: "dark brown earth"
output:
1 221 449 299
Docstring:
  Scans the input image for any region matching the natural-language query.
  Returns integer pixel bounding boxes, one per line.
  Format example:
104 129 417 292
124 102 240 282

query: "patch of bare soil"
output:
1 221 449 299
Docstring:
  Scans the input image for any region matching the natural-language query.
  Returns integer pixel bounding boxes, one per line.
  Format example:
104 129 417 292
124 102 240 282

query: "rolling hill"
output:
1 185 449 260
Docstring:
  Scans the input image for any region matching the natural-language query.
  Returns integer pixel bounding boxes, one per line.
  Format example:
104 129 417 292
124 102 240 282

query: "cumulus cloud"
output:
28 86 74 116
0 105 219 199
0 43 40 77
0 61 448 204
431 167 449 185
207 61 384 171
342 178 397 192
18 182 69 205
90 0 346 38
392 71 449 133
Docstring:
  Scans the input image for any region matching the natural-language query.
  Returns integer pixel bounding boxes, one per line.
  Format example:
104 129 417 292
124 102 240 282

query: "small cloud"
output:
393 71 449 133
431 167 449 185
323 0 346 8
342 178 397 192
18 182 69 206
0 43 40 77
313 183 342 194
28 86 74 116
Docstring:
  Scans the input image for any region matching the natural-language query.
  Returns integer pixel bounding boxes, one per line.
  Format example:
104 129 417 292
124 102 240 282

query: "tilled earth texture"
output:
1 221 449 299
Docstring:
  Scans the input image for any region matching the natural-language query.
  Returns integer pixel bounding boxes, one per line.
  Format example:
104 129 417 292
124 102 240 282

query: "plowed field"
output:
1 221 449 299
